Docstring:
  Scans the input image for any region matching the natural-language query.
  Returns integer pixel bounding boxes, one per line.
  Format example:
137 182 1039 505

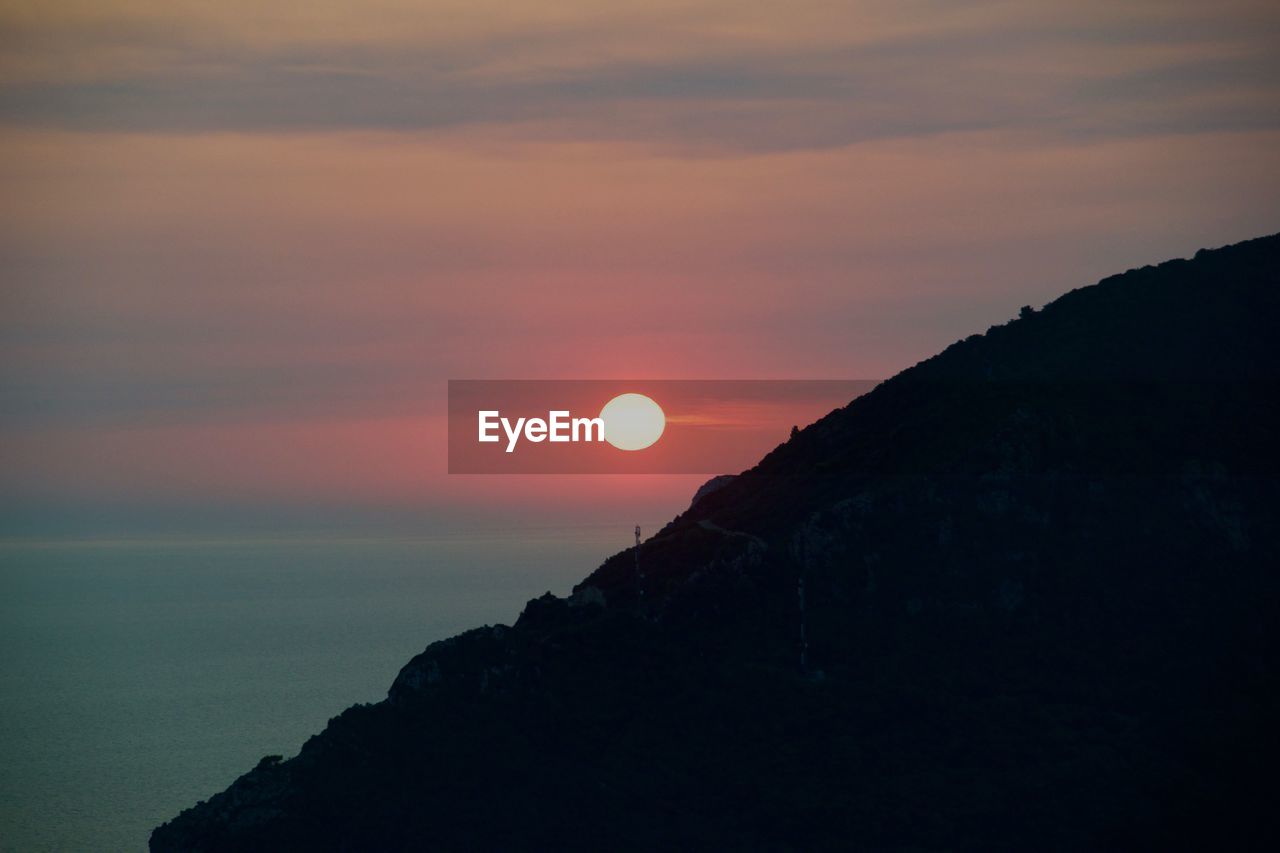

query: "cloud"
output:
1 1 1277 151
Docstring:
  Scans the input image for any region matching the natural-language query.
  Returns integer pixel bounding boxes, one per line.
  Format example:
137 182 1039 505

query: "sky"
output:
1 0 1278 535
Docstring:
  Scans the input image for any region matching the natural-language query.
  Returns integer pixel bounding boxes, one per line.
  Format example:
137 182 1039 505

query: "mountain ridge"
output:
153 233 1280 851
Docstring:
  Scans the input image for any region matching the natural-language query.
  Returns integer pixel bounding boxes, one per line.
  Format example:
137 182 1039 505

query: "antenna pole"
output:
634 525 644 601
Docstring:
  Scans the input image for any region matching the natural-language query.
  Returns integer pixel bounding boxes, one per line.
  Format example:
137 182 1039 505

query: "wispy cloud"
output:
2 1 1277 150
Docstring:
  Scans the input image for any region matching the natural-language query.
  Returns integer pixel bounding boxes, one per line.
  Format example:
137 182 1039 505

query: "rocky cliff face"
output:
688 474 737 509
153 234 1280 852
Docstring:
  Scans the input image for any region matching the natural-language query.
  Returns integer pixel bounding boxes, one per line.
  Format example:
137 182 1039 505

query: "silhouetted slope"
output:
153 234 1280 852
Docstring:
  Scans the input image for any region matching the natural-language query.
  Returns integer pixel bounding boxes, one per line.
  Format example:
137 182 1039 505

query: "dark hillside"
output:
154 234 1280 852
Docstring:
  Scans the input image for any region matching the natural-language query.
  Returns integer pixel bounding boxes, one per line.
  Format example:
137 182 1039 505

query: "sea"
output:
0 526 637 851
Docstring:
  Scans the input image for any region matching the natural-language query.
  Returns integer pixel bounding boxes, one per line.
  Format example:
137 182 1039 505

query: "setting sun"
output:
599 393 665 451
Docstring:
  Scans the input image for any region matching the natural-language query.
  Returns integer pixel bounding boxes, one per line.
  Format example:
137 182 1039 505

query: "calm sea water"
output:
0 527 634 852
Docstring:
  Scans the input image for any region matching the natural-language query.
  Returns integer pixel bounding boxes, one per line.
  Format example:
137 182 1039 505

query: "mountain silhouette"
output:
152 234 1280 851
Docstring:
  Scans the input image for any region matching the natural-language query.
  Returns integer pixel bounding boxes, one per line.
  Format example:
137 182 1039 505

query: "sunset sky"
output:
2 0 1278 535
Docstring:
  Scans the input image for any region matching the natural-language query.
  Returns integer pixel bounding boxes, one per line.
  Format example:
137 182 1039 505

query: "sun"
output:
599 393 666 451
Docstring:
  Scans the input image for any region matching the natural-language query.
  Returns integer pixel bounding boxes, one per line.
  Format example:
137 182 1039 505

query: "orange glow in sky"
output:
2 1 1278 533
